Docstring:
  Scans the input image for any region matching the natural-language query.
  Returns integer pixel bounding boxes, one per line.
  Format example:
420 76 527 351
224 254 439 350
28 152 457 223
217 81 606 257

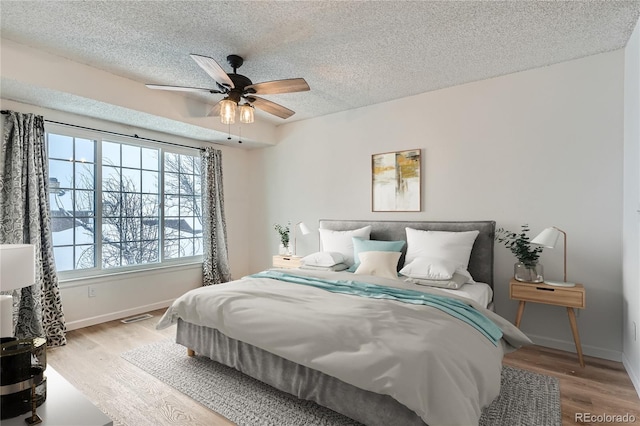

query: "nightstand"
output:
509 278 586 367
272 255 302 269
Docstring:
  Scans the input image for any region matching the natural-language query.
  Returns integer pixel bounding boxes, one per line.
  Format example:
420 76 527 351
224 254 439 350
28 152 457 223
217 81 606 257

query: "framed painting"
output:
371 149 421 212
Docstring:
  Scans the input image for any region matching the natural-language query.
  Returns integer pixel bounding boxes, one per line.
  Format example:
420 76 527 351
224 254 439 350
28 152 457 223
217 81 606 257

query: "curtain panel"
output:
0 111 66 346
201 147 231 285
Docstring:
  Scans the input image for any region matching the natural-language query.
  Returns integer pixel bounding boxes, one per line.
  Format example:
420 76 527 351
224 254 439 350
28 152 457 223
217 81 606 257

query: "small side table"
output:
509 278 586 367
1 366 113 426
272 255 302 269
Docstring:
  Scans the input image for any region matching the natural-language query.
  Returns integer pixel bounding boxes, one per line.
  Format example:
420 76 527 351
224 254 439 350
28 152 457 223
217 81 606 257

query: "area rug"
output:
122 340 560 426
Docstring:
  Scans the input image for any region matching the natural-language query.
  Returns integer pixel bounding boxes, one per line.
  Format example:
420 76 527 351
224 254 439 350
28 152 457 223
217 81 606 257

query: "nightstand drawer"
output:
272 255 302 269
510 282 585 309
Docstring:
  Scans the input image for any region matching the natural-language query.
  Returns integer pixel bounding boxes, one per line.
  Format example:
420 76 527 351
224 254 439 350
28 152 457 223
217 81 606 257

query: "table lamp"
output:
0 244 36 337
292 222 311 257
530 227 575 287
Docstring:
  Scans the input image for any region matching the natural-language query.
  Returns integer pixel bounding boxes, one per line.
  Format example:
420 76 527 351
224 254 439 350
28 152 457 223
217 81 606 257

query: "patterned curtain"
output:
201 147 231 285
0 111 67 346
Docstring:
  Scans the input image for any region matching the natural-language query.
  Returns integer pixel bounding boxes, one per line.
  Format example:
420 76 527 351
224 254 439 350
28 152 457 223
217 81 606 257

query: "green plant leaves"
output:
274 222 291 246
495 224 543 267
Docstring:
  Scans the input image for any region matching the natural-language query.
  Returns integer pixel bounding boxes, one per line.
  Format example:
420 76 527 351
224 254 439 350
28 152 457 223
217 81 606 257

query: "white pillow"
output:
354 251 401 280
301 251 346 267
399 257 457 280
319 226 372 266
404 228 479 272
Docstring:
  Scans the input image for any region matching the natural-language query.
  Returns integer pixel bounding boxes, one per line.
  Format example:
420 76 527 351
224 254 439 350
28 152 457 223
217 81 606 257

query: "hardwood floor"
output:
47 310 232 426
47 309 640 426
503 346 640 425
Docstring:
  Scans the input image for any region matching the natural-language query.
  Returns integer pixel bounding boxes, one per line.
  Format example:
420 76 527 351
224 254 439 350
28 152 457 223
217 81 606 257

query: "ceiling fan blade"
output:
207 102 221 117
190 54 234 88
146 84 223 94
247 96 295 119
245 78 310 95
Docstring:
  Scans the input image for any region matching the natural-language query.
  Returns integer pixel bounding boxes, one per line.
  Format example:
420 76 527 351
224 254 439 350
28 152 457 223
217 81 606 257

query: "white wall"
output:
623 17 640 395
0 99 253 330
249 50 626 360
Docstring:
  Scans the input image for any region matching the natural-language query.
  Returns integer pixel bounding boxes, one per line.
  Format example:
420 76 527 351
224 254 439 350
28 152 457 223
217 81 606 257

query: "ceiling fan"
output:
146 54 310 121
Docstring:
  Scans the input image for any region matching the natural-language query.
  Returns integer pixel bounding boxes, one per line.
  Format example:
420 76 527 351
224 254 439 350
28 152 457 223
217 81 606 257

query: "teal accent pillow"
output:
348 237 406 272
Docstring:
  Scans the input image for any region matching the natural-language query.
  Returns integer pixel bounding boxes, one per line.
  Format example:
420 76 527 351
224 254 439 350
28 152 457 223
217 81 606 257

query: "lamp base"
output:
544 280 576 287
1 294 13 337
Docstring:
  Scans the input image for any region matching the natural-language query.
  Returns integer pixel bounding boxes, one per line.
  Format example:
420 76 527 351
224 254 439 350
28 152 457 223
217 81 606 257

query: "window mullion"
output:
160 149 165 263
95 138 103 270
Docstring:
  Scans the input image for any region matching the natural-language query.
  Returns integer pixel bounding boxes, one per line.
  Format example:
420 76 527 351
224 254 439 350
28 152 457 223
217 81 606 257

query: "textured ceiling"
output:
1 1 639 135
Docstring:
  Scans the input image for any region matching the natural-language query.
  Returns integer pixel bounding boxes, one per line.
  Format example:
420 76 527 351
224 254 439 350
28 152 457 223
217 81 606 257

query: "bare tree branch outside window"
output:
48 136 202 272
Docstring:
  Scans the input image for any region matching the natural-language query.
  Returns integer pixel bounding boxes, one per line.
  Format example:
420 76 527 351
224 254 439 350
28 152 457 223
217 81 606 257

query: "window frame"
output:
45 123 204 282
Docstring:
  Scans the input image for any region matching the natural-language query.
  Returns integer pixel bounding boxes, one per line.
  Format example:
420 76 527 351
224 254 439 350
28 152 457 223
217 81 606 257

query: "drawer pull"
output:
536 287 555 291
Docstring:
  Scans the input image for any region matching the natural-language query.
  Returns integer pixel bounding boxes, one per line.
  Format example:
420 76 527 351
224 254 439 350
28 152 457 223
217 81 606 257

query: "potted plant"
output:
274 222 291 255
496 224 544 283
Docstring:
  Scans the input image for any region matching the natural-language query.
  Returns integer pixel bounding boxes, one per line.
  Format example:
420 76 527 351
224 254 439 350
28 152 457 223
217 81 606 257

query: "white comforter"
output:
157 269 531 426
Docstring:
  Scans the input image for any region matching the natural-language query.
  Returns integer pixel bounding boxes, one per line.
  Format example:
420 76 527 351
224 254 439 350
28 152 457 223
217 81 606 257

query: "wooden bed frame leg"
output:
187 348 195 357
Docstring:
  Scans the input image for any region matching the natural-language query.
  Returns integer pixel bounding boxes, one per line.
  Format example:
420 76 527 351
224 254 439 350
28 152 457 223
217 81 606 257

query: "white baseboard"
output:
622 353 640 399
526 333 622 362
65 300 174 331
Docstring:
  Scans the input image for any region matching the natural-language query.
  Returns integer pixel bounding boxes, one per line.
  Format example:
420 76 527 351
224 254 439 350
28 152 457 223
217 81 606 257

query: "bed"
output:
157 220 531 426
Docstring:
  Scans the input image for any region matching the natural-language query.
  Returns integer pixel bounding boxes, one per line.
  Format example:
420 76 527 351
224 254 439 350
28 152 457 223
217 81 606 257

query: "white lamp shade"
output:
239 104 254 124
531 227 561 248
219 98 236 124
0 244 36 291
299 222 311 235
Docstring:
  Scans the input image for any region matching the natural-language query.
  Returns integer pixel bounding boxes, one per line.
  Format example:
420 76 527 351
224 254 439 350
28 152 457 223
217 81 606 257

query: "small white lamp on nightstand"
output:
531 227 575 287
292 222 311 257
0 244 36 337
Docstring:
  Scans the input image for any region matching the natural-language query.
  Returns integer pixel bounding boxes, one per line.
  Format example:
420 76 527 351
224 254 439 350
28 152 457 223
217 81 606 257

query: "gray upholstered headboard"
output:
319 220 496 289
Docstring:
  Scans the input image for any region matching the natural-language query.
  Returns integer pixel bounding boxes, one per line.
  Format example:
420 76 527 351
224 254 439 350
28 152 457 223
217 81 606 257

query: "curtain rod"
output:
1 110 209 152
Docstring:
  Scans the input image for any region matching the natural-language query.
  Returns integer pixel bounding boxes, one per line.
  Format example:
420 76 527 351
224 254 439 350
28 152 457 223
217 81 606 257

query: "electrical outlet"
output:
88 286 97 298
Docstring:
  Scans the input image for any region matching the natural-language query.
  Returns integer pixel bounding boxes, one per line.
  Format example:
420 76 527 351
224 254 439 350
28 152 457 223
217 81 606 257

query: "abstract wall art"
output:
371 149 421 212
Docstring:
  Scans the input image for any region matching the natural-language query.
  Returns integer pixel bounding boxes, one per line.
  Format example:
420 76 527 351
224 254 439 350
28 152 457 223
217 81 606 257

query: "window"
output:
163 153 203 259
47 127 202 276
48 134 96 271
101 141 161 268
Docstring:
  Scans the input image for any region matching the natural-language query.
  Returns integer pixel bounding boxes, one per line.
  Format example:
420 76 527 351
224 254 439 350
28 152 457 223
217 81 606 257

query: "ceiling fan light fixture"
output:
239 103 255 124
220 98 236 124
147 54 308 122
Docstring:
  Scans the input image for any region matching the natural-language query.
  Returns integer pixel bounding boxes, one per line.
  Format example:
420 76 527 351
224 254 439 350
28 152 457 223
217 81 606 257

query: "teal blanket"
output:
249 270 502 346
